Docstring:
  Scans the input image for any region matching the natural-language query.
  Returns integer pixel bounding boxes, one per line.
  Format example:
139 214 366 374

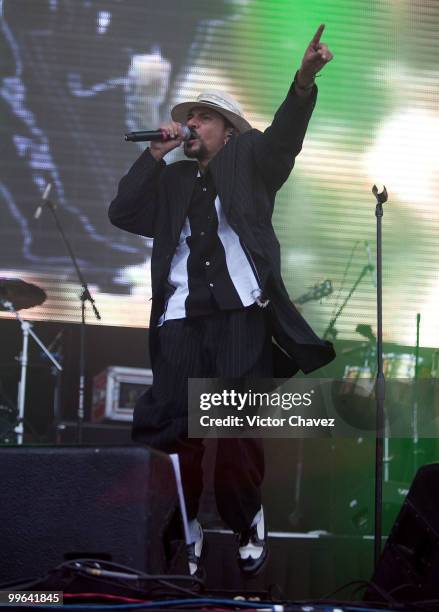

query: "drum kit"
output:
339 320 439 483
0 278 62 444
342 324 419 406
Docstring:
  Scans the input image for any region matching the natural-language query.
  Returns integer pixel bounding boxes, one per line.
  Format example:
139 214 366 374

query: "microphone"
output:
124 126 195 143
34 183 52 220
364 240 377 287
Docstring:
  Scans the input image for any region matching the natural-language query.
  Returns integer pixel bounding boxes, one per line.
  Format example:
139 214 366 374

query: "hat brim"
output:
171 101 252 133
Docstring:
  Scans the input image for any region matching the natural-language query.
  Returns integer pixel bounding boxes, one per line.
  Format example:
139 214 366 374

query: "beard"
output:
183 138 209 161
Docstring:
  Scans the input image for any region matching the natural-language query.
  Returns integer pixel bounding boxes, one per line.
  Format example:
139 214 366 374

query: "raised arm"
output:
254 24 334 193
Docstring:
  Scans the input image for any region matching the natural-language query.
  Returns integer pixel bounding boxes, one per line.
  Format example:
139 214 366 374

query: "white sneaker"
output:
187 520 204 576
237 506 268 575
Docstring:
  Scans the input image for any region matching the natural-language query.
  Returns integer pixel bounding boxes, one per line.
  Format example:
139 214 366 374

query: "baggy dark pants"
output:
132 304 273 532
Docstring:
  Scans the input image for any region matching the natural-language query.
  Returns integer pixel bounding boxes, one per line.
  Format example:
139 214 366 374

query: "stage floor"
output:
202 529 374 602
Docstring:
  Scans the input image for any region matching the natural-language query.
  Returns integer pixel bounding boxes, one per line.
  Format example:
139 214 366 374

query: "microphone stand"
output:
372 184 388 569
42 197 101 443
412 313 422 473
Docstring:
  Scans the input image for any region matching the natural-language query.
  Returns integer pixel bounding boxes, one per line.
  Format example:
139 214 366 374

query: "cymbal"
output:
0 278 46 311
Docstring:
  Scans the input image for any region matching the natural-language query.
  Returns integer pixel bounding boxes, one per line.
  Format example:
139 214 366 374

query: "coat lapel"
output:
168 139 237 245
209 134 237 218
210 135 270 262
169 161 198 245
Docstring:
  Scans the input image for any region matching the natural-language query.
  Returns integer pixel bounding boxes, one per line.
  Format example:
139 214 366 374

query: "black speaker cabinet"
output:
55 421 133 445
0 446 178 583
366 463 439 603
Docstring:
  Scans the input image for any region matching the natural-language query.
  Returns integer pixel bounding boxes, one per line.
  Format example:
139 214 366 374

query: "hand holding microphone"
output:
150 122 191 161
125 123 196 161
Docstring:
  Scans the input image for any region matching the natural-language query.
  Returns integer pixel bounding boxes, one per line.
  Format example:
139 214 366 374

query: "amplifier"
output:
91 366 153 422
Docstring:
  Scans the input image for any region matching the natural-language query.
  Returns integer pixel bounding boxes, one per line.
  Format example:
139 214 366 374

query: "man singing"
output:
109 25 335 576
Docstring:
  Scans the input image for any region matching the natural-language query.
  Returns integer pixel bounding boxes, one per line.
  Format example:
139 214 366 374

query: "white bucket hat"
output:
171 90 252 133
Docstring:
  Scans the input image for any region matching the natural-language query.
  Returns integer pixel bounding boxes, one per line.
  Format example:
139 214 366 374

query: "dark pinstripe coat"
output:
109 80 335 376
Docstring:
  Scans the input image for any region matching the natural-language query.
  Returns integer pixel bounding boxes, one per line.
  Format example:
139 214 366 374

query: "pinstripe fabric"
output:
132 304 272 531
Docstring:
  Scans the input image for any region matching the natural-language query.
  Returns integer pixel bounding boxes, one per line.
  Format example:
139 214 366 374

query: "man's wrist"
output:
295 69 315 91
148 146 164 162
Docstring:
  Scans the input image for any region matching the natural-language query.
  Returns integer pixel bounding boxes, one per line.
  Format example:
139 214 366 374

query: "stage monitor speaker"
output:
0 446 178 584
365 463 439 603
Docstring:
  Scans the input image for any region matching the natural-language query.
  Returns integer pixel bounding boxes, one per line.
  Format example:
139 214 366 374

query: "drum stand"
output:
0 299 62 444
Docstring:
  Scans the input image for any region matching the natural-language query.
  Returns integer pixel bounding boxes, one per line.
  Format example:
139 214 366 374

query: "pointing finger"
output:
310 23 325 49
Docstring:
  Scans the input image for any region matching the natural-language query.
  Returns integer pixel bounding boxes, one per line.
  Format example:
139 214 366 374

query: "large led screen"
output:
1 0 438 347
